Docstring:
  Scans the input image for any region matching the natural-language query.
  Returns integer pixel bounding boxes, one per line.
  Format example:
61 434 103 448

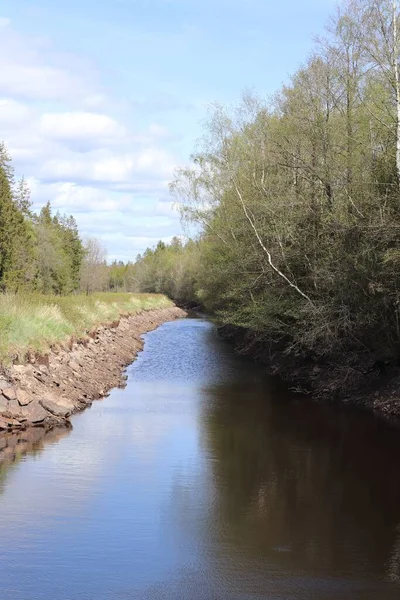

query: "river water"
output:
1 317 400 599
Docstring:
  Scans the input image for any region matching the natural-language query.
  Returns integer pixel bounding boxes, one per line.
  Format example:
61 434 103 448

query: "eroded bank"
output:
0 306 186 431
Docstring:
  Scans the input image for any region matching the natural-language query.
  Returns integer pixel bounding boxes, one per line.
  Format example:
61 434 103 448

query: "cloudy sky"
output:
0 0 336 262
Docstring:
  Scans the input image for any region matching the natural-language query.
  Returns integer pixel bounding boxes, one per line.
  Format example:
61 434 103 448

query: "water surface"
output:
1 317 400 598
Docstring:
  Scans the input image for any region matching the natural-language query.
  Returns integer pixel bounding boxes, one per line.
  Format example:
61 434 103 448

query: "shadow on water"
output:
200 379 400 590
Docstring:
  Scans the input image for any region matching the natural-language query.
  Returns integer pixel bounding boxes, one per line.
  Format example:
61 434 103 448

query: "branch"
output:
231 179 316 308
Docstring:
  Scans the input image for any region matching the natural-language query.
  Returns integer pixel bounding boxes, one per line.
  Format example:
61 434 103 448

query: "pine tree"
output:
58 214 84 292
0 164 34 291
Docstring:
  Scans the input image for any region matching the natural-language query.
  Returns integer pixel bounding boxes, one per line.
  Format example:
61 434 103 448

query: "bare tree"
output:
80 237 107 294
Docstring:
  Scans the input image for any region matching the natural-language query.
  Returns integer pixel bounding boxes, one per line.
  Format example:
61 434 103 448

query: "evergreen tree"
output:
0 159 34 291
58 215 84 291
34 203 84 295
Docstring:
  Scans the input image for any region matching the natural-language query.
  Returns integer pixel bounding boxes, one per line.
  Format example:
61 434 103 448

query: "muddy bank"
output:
0 306 186 432
218 323 400 420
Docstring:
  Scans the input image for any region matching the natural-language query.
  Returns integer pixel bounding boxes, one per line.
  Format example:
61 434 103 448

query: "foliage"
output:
33 203 85 295
133 237 200 306
0 147 87 295
0 146 35 291
133 0 400 392
0 143 151 298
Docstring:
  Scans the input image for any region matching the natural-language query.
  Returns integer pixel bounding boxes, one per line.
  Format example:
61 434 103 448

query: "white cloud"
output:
28 179 177 218
0 18 182 259
38 111 126 144
26 177 180 260
28 180 132 213
0 17 96 104
0 98 31 127
39 148 175 185
0 65 85 102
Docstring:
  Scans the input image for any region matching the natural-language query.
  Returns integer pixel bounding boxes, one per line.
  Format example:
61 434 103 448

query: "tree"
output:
80 237 107 294
348 0 400 185
14 177 32 216
164 0 400 398
0 156 35 291
57 214 84 291
33 203 84 295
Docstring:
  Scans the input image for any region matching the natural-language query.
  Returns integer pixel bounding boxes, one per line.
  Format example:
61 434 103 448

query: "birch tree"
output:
354 0 400 185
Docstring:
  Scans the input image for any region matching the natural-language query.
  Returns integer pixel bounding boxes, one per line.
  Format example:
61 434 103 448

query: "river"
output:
1 316 400 599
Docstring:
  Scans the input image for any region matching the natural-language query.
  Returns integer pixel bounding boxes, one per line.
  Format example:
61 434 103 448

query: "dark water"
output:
2 318 400 599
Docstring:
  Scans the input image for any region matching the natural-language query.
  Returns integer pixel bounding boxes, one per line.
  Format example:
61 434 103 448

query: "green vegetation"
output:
0 143 85 295
135 0 400 395
0 140 171 362
0 143 137 296
0 293 172 361
134 238 199 306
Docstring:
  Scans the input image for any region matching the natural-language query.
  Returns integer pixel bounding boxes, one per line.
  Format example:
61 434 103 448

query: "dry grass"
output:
0 292 172 361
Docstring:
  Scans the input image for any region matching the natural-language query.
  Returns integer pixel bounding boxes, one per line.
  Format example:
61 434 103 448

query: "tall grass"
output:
0 292 172 361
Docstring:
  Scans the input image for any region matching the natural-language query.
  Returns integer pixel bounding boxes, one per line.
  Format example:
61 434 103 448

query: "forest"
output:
0 142 137 296
133 0 400 397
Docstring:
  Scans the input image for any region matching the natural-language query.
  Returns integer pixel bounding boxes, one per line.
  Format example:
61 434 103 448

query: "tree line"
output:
134 0 400 395
0 143 136 295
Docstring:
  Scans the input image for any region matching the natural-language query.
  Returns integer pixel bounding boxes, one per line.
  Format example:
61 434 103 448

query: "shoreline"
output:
4 305 400 435
0 306 186 432
217 324 400 422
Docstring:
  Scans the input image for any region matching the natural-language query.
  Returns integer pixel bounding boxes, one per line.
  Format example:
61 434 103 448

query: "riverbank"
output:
217 323 400 420
0 292 173 361
0 305 186 431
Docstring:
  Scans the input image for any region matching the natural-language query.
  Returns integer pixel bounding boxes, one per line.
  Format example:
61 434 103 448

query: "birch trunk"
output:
393 0 400 185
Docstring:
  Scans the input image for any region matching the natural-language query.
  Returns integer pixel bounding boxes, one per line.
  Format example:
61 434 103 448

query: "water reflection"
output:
0 318 400 599
200 379 400 596
0 426 71 484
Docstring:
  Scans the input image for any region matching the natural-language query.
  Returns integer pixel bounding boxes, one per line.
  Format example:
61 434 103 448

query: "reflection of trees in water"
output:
0 426 71 494
388 525 400 583
201 379 400 581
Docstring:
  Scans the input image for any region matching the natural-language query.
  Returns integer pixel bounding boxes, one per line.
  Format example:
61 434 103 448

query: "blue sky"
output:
0 0 337 261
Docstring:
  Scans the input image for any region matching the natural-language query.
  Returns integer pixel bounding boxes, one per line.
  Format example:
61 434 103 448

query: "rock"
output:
0 418 9 430
7 399 26 420
1 386 16 401
0 308 185 428
16 389 33 406
57 397 76 411
39 397 71 418
0 395 9 412
21 401 49 423
68 360 81 373
0 417 22 428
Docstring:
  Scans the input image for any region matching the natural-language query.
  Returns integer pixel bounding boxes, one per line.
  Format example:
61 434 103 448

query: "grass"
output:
0 292 173 362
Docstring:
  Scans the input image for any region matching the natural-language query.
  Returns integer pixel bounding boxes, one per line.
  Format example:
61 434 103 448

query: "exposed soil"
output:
0 306 186 433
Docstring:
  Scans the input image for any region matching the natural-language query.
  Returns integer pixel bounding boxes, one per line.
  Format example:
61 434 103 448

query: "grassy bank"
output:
0 292 172 361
